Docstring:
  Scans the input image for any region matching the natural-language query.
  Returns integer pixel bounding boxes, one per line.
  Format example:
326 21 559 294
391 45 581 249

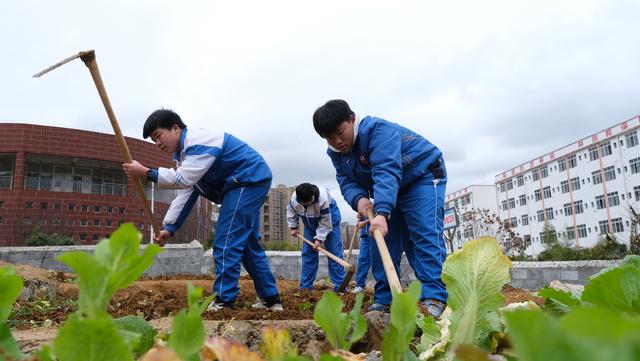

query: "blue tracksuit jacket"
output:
286 185 346 290
327 115 448 305
148 127 278 303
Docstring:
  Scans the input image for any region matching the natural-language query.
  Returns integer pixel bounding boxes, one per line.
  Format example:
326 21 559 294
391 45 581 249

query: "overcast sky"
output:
2 0 639 222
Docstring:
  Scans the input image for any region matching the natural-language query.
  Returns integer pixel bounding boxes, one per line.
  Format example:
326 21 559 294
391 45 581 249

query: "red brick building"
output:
0 123 213 246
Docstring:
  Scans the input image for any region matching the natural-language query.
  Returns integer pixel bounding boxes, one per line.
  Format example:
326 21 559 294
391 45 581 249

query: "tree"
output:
630 206 640 255
455 208 517 255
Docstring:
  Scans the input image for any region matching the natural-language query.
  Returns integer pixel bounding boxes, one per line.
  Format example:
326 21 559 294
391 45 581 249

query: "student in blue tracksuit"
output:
352 217 371 294
123 109 283 312
286 183 346 292
312 99 448 318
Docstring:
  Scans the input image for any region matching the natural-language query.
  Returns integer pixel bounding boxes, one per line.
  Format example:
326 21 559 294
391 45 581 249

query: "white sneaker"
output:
351 286 364 294
252 298 284 311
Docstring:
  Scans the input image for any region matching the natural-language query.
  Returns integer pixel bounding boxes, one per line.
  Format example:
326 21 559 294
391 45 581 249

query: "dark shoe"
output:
367 302 390 312
421 299 446 319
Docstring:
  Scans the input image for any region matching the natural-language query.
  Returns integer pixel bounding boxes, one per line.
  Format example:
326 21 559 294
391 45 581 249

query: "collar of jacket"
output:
173 127 189 161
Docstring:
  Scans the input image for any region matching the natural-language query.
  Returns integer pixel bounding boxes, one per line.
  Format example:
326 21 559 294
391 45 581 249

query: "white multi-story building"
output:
445 185 498 249
495 115 640 255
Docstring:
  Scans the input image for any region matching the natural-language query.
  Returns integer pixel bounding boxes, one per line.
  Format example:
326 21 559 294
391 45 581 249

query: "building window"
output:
41 202 48 210
540 165 549 178
573 200 584 214
95 205 101 213
603 166 616 181
94 219 100 226
600 141 612 157
508 198 516 209
630 157 640 174
626 131 639 148
517 175 524 187
519 194 527 206
558 158 566 172
592 170 603 185
635 186 640 201
0 154 14 190
53 219 62 226
567 154 577 168
564 203 573 216
612 218 624 233
80 219 88 226
25 202 33 209
499 182 505 192
68 203 76 211
537 210 545 222
598 220 610 234
535 189 542 201
107 206 113 213
24 217 32 225
576 224 587 238
595 195 606 209
66 219 74 226
509 217 517 228
532 169 540 181
561 180 569 194
501 200 507 210
545 207 554 220
93 234 99 241
106 220 113 227
570 177 580 191
0 201 3 208
543 186 551 199
521 214 529 226
54 202 62 210
81 205 89 212
566 226 576 240
608 192 620 207
119 207 126 214
588 146 599 161
506 179 514 190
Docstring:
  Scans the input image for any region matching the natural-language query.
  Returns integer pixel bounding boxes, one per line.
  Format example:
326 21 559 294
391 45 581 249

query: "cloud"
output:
2 0 639 223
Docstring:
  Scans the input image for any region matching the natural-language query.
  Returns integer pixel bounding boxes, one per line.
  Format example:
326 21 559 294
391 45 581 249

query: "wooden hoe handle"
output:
80 52 161 236
297 235 352 269
365 207 402 293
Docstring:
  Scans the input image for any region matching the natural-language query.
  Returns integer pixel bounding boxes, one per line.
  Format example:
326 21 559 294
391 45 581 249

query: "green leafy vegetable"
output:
0 266 24 361
114 315 157 358
441 237 511 350
505 307 640 361
57 223 162 319
581 255 640 315
313 291 366 351
168 283 214 361
382 281 422 361
537 287 581 316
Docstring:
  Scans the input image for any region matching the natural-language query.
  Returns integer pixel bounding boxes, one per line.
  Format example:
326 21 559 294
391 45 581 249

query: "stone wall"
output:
0 243 619 290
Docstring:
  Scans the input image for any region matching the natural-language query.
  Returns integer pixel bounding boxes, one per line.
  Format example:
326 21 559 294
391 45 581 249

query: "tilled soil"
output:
7 262 543 330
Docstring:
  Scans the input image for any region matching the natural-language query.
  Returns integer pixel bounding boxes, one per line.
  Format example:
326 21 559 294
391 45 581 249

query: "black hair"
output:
312 99 354 138
295 183 318 204
143 109 187 139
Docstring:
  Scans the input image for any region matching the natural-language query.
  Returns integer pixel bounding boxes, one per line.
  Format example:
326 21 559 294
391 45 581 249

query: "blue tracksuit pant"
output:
300 227 346 291
370 175 448 305
355 229 372 289
212 183 279 303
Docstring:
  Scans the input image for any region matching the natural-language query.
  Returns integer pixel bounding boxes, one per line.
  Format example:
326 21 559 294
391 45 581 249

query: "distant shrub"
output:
261 240 301 251
25 228 76 247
